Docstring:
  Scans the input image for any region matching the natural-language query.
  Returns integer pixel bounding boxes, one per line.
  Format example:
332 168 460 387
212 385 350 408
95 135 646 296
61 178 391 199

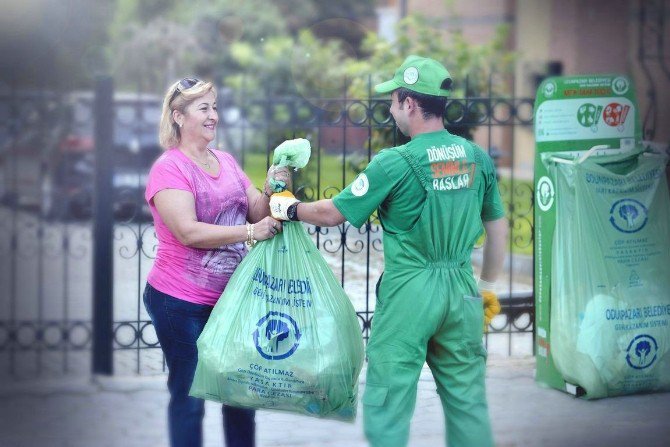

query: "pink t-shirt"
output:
145 148 252 306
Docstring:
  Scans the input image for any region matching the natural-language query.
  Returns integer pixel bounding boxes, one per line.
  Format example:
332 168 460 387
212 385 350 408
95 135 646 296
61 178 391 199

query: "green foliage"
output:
339 13 516 150
108 1 516 101
306 1 376 27
108 0 289 91
111 18 203 92
109 0 176 40
222 29 360 159
107 0 375 91
226 30 350 100
343 14 515 98
346 153 370 176
106 2 516 160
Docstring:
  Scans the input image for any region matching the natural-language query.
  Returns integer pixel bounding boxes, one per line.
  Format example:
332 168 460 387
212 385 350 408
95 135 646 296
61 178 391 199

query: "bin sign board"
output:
534 74 643 393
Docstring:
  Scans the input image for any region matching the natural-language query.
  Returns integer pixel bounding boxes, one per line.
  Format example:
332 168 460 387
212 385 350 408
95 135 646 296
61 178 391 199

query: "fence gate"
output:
0 89 94 380
0 75 536 379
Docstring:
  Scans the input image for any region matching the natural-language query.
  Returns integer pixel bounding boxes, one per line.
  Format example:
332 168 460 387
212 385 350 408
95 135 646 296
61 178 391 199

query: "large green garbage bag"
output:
190 221 365 421
544 150 670 398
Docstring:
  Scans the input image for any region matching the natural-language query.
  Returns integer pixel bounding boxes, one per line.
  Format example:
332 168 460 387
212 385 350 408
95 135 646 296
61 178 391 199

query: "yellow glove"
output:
479 278 501 331
482 290 501 329
269 191 300 221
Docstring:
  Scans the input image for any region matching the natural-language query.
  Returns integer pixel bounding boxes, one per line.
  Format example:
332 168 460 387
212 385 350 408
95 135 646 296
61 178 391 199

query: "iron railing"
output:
0 75 536 378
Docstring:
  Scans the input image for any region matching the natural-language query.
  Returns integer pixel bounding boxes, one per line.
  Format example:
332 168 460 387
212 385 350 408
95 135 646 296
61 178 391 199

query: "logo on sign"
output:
576 103 603 132
253 312 301 360
536 176 555 212
603 102 630 132
626 334 658 370
611 77 629 95
543 81 556 98
609 198 648 233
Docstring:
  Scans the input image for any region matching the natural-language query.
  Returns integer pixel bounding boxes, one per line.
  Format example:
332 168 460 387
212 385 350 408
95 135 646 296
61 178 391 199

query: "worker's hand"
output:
264 165 292 196
270 191 300 221
482 290 501 330
479 278 501 331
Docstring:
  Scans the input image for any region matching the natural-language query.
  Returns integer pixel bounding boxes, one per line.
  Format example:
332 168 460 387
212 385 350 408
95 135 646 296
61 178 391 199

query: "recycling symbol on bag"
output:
626 334 658 370
609 198 648 233
253 311 301 360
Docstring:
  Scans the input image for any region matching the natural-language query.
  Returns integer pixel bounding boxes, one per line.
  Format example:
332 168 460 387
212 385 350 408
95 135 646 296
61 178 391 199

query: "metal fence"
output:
0 75 535 379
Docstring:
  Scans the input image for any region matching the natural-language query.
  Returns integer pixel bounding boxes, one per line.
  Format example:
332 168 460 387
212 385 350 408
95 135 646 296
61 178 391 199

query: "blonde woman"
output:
144 77 287 447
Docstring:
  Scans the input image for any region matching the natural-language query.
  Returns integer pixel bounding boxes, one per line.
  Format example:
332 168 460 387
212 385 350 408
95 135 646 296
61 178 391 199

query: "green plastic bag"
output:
544 150 670 398
190 222 365 421
268 138 311 193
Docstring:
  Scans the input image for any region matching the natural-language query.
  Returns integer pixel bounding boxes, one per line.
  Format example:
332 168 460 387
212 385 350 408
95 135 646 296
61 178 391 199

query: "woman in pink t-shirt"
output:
144 78 287 447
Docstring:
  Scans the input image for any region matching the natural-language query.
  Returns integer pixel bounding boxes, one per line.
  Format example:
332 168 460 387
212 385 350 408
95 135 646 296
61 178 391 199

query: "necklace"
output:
186 150 211 169
197 157 211 169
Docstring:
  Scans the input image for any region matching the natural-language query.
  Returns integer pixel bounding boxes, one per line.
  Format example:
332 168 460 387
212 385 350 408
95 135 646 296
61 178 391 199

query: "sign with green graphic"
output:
533 74 644 394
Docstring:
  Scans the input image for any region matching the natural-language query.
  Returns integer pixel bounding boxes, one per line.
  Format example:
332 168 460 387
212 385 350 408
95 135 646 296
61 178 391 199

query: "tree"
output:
342 13 516 144
345 13 515 101
111 18 204 93
107 0 376 91
105 2 514 152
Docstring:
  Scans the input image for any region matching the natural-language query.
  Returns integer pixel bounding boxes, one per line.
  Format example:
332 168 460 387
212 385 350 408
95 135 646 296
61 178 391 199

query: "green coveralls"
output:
333 130 505 447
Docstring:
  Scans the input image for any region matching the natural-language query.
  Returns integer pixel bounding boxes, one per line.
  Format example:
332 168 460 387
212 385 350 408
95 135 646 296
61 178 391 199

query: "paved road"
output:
1 357 668 447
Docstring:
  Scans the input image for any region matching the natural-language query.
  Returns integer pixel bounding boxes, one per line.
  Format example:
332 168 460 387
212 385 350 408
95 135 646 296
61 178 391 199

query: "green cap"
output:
374 55 452 97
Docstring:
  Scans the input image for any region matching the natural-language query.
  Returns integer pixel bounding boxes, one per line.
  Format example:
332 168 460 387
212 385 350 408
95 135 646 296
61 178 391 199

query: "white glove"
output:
270 191 300 221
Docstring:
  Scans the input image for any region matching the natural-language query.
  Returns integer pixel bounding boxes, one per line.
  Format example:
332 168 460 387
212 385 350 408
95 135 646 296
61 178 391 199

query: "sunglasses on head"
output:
169 77 200 104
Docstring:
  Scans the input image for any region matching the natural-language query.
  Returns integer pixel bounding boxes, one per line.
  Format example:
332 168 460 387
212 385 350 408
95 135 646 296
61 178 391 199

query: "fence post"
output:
92 76 114 375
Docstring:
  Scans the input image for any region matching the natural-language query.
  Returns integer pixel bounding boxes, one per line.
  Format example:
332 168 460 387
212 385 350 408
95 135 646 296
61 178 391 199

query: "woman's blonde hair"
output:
158 78 217 149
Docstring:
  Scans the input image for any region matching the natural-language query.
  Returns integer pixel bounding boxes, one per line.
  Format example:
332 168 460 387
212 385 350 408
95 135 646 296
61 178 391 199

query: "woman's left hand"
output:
264 165 292 196
253 216 283 241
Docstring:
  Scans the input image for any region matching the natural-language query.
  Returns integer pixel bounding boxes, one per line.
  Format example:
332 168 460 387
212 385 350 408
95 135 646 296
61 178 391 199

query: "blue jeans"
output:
144 283 255 447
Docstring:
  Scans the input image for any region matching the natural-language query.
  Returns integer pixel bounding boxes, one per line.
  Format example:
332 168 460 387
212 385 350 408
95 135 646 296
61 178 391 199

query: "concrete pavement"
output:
1 357 668 447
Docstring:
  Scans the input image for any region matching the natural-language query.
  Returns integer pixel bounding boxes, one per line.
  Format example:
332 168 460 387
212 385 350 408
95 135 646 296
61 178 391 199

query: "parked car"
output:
0 90 67 214
1 88 250 221
0 90 163 220
49 91 163 220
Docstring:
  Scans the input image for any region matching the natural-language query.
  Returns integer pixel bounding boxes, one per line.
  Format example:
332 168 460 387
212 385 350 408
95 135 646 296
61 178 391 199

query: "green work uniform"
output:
333 130 505 447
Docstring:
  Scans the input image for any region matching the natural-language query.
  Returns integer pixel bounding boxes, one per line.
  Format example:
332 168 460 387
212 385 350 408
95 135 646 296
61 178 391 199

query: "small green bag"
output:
190 222 365 421
268 138 311 192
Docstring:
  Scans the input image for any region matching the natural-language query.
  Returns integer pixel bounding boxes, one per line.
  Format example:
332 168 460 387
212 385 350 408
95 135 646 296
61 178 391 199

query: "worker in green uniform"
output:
270 55 508 447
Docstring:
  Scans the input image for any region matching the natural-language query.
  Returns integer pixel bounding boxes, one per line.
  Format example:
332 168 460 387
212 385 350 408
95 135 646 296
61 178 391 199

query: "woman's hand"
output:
253 216 283 241
263 165 292 196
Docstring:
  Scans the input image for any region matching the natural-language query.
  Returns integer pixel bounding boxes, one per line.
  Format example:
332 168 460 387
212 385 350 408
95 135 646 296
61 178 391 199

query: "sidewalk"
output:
1 357 668 447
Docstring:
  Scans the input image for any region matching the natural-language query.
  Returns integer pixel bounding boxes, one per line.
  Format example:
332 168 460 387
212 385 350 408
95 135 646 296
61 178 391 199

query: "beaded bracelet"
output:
246 223 257 248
